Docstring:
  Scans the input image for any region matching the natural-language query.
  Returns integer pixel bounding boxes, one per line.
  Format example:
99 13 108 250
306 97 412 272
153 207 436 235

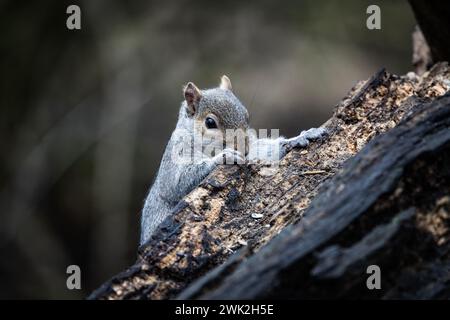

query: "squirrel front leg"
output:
247 127 327 162
283 127 327 150
140 158 218 245
140 148 244 245
175 149 244 197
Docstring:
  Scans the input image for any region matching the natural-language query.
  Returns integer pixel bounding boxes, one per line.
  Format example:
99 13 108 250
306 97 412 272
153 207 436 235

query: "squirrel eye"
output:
205 117 217 129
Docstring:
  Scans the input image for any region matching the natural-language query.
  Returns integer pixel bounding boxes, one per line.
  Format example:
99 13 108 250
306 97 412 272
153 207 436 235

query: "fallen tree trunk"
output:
89 63 450 300
183 87 450 299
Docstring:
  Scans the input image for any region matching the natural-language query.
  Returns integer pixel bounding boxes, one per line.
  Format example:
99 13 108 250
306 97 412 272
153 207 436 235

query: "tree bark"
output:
89 63 450 300
183 88 450 299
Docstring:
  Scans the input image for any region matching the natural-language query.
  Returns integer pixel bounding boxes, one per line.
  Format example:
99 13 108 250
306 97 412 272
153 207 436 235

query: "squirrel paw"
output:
214 148 245 165
288 127 328 148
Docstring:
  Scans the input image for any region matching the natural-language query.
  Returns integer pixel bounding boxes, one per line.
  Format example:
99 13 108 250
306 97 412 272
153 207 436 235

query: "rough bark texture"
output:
89 63 450 300
185 87 450 299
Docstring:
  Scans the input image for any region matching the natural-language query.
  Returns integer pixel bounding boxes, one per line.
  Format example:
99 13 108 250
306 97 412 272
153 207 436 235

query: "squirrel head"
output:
181 75 250 155
182 75 249 130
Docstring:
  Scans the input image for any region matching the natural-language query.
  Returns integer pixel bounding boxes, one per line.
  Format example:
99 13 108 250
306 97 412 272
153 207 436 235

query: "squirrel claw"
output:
289 127 328 148
214 148 245 165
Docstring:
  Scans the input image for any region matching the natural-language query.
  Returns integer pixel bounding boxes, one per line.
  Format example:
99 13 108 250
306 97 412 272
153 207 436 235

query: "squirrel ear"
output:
220 75 232 91
183 82 202 116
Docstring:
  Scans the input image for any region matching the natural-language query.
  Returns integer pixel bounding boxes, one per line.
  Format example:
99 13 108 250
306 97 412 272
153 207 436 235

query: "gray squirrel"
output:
140 75 326 245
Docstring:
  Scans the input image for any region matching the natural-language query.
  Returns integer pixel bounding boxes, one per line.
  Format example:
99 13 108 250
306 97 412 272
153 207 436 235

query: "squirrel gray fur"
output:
140 75 326 245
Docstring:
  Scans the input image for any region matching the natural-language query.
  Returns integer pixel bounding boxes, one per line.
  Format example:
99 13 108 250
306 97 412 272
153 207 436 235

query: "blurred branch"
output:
409 0 450 64
412 26 432 75
88 0 145 282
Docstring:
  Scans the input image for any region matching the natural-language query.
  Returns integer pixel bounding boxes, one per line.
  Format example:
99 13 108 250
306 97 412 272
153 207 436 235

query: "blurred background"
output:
0 0 416 299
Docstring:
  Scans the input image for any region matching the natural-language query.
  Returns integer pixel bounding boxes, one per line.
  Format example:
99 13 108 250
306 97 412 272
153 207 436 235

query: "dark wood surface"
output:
188 90 450 299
